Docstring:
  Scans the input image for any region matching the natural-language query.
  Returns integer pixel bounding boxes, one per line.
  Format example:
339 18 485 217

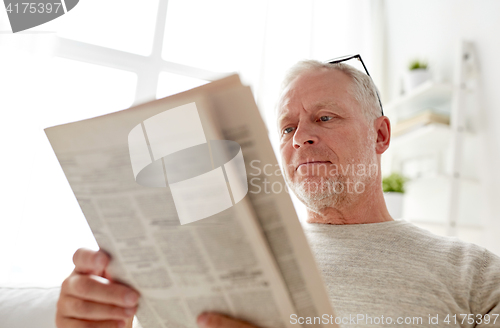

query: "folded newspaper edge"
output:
45 74 338 328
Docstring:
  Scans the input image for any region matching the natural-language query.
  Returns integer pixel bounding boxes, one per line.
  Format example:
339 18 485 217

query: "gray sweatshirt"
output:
301 219 500 327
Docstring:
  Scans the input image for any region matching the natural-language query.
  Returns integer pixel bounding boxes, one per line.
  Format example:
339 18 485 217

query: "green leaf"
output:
408 59 428 70
382 173 407 193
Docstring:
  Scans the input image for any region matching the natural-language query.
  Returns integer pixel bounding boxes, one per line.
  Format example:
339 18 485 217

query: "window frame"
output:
53 0 220 105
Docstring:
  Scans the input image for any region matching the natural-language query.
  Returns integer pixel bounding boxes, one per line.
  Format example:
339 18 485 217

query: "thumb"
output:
197 313 258 328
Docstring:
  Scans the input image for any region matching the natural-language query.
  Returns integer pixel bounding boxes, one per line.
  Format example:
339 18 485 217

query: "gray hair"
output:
279 59 382 122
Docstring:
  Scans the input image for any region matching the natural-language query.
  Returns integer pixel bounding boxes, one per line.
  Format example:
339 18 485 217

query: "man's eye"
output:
283 127 295 134
319 116 333 122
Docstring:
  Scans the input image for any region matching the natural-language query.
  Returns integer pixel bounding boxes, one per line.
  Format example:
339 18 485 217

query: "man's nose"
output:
293 124 318 149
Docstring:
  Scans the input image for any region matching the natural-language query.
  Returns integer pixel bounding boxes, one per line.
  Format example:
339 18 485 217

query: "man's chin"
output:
291 179 340 200
287 176 349 210
293 188 341 213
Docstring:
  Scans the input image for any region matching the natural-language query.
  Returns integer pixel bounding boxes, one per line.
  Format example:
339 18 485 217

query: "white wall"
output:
384 0 500 254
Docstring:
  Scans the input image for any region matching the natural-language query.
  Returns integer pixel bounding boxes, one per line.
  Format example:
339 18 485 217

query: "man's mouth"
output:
296 160 332 171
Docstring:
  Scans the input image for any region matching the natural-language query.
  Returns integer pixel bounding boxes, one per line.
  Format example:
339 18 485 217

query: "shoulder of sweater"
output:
385 221 490 261
302 219 491 265
400 223 500 312
398 221 485 252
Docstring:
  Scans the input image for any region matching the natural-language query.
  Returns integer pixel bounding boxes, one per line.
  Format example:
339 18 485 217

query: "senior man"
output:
56 58 500 328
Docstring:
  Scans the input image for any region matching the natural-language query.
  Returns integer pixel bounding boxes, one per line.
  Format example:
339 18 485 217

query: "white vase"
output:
404 69 431 92
384 192 404 219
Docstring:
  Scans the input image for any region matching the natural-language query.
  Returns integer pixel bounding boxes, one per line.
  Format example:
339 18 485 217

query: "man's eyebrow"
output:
277 101 343 127
277 113 293 128
312 101 343 111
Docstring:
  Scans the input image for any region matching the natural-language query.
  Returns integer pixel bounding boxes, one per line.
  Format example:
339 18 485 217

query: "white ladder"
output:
446 40 479 236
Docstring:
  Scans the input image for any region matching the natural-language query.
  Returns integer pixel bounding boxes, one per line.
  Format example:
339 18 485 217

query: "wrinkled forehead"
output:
276 68 353 122
276 73 313 118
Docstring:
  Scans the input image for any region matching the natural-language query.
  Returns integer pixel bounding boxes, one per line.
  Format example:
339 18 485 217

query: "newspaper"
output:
45 75 337 328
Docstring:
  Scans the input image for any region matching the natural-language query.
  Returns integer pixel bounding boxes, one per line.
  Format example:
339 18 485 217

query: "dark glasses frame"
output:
326 54 384 116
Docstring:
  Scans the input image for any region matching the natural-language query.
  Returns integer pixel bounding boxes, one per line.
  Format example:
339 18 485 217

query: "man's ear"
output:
374 116 391 154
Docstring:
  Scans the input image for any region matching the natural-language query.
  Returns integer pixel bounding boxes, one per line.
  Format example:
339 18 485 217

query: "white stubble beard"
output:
284 130 378 214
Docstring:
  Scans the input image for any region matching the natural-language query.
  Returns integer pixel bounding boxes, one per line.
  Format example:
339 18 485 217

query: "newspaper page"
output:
45 74 337 328
204 84 337 326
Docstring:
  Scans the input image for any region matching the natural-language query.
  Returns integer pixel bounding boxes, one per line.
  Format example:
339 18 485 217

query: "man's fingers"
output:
58 249 138 328
64 273 140 308
59 295 136 321
56 316 126 328
73 248 110 276
197 313 258 328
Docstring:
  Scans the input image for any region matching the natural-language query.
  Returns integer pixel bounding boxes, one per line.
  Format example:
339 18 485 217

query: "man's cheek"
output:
283 165 294 183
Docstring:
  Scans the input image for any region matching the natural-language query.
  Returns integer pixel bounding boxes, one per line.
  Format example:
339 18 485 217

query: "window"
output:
157 72 208 99
1 0 375 286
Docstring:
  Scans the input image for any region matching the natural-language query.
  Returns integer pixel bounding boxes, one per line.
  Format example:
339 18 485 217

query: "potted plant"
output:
382 173 407 219
404 59 431 92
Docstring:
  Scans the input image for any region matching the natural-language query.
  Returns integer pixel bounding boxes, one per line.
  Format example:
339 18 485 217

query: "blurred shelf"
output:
385 81 452 117
390 122 474 160
390 122 451 159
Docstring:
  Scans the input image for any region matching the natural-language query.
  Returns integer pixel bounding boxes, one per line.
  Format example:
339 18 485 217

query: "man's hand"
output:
197 313 259 328
56 248 140 328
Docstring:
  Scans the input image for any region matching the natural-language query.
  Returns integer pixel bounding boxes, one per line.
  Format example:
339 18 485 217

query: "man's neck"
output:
305 188 393 225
